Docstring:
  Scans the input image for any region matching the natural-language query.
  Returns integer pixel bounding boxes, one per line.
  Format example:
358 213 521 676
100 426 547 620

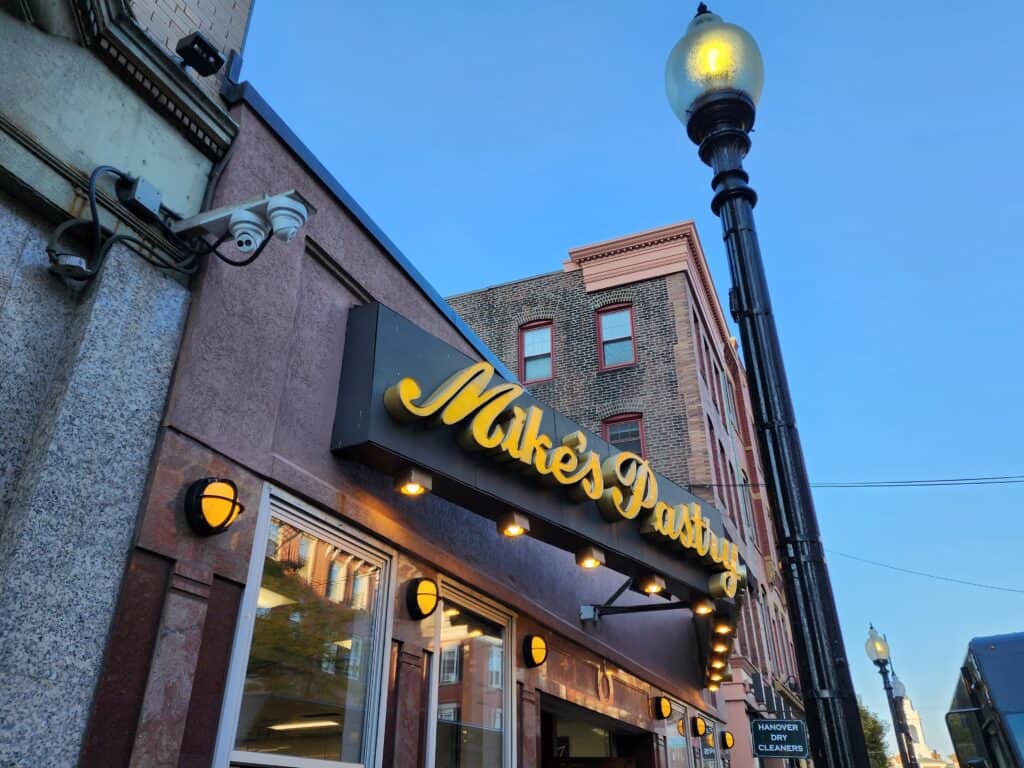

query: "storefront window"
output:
699 724 720 768
218 498 392 768
431 594 511 768
663 702 695 768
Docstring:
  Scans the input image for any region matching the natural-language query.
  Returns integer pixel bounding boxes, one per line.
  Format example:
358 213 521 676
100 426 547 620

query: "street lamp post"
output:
664 6 869 767
866 627 920 768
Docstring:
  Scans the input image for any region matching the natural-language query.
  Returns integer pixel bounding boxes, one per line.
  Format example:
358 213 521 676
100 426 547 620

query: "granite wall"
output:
0 191 190 766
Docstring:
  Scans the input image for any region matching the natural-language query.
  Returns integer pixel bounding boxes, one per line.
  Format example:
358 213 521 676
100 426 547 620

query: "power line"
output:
826 549 1024 595
690 473 1024 490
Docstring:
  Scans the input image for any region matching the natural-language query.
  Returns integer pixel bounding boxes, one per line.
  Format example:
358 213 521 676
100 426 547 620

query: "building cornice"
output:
564 220 735 353
74 0 237 160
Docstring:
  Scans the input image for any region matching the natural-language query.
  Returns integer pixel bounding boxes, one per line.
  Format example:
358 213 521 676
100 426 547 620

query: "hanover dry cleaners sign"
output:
750 719 809 759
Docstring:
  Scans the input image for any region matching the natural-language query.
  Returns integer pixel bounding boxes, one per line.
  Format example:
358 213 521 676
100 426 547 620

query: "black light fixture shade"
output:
652 695 672 720
175 31 225 76
523 634 548 668
406 577 439 619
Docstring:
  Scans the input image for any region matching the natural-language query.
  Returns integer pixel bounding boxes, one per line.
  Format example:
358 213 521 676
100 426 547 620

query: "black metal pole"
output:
685 88 870 767
892 690 921 768
876 661 913 768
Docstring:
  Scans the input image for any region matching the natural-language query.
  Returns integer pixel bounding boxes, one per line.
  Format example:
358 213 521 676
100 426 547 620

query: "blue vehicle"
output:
946 632 1024 768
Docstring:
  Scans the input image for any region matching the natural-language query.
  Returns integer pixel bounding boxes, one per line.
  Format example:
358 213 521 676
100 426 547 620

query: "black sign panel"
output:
751 719 809 759
332 303 733 597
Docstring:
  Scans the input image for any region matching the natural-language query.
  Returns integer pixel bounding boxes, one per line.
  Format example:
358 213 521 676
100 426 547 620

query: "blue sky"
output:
242 1 1024 756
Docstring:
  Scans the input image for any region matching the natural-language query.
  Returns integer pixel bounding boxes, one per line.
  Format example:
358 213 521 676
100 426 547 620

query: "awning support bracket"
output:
579 578 694 622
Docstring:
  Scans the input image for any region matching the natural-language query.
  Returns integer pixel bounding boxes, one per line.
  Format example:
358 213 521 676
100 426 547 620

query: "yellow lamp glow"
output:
406 577 439 620
710 672 724 682
268 719 340 731
721 730 735 750
523 634 548 668
710 658 726 670
677 719 687 737
692 716 708 737
497 511 530 538
865 625 891 663
690 35 735 79
714 622 733 635
467 628 483 639
707 682 720 692
665 6 765 122
712 640 730 653
185 477 244 536
395 467 432 497
575 545 605 570
640 574 667 595
692 599 714 615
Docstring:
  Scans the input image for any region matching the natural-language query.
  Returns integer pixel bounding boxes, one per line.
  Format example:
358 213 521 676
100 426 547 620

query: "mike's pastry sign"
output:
334 303 744 600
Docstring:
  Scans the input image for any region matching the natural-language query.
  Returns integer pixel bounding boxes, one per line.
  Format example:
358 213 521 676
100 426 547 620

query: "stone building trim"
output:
595 401 646 422
88 0 238 159
44 0 242 161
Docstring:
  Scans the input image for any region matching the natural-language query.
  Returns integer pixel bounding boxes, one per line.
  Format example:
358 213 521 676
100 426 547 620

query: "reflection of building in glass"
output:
434 603 505 768
236 518 382 763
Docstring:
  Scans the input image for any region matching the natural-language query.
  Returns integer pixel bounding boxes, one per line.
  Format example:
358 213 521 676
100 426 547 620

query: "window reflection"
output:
234 517 381 763
662 704 693 768
434 602 505 768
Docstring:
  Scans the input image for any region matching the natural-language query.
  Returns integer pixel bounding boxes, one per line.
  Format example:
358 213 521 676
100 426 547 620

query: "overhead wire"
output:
693 473 1024 490
826 549 1024 595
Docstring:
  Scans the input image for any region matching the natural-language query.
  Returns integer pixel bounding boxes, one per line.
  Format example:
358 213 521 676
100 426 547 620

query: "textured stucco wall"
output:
0 190 190 767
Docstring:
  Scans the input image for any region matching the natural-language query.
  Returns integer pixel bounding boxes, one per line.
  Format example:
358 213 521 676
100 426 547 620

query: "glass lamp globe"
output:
892 674 907 698
665 4 764 124
865 626 890 663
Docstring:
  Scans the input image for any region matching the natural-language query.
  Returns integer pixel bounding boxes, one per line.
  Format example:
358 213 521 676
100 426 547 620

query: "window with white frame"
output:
437 703 460 723
520 321 553 383
215 492 393 768
721 370 737 427
738 471 756 545
487 645 503 689
597 305 636 369
439 645 461 684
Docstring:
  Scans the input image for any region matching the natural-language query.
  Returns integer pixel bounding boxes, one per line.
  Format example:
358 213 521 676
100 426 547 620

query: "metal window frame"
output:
212 485 397 768
423 576 517 768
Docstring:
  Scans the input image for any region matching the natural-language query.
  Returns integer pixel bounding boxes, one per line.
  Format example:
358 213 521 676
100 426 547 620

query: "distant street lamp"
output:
866 626 920 768
664 6 869 766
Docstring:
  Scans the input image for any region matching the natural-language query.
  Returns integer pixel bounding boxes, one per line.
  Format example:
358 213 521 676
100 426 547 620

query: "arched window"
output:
519 320 553 383
596 303 636 370
602 413 645 457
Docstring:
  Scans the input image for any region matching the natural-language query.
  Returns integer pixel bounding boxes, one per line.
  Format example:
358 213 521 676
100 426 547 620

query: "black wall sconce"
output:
407 577 439 619
523 634 548 668
185 477 243 536
651 695 672 720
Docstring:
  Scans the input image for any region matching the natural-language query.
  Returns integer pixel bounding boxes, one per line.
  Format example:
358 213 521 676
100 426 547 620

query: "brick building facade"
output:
450 221 809 767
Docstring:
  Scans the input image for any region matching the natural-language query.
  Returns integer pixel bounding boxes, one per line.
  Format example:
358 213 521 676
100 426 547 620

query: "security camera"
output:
170 190 315 252
229 211 270 253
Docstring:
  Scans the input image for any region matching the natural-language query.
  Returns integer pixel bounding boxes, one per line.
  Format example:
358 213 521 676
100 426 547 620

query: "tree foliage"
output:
860 704 892 768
